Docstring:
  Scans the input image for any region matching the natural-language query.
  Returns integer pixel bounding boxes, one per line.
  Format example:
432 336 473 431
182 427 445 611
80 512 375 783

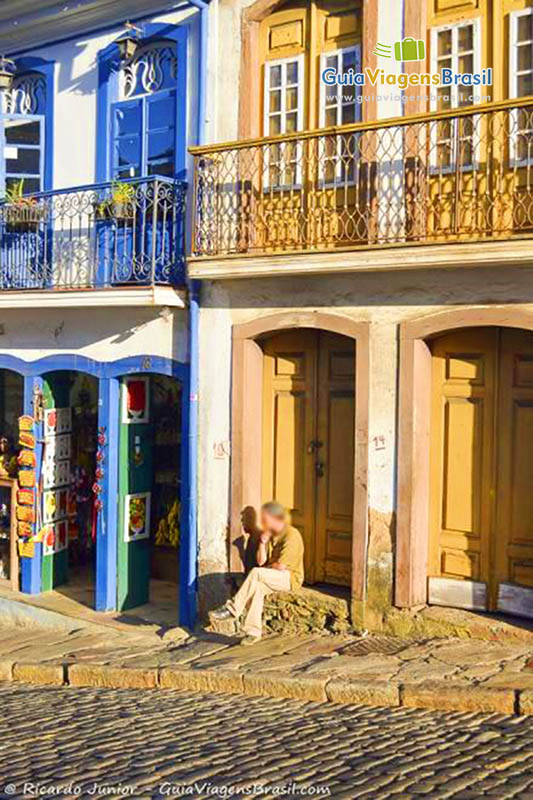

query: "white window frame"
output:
509 8 533 165
318 46 361 187
430 19 481 172
318 45 361 128
263 54 304 189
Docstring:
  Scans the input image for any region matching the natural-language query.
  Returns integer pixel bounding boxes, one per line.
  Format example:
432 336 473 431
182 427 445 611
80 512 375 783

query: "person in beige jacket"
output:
211 501 304 645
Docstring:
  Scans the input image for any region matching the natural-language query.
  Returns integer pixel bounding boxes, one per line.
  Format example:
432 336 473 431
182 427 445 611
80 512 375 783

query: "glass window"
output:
510 10 533 163
2 115 43 193
112 90 176 179
431 21 480 169
320 46 361 128
264 56 303 137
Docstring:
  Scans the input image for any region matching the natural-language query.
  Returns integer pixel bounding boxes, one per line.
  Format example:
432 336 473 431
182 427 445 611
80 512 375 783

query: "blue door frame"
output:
0 354 196 628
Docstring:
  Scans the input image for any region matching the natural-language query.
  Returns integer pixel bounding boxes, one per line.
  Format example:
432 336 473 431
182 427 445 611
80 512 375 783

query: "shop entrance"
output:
261 330 355 586
430 327 533 616
41 371 98 606
0 369 23 589
117 374 181 618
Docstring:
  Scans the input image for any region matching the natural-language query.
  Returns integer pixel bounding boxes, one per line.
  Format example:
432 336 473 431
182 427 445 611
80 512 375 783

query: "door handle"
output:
308 439 323 454
315 461 325 478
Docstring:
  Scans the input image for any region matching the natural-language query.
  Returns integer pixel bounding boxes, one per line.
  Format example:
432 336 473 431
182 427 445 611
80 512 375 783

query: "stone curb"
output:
3 661 533 716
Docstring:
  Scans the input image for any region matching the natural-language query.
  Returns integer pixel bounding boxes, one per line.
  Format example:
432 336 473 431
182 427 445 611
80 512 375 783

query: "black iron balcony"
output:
0 176 186 290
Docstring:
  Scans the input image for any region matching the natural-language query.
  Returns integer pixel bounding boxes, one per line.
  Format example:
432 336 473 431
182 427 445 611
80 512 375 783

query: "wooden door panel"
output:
316 332 355 586
430 329 498 600
262 330 318 581
496 330 533 606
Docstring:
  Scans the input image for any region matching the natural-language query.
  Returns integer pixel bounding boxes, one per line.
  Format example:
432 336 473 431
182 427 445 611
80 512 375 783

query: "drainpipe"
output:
179 0 209 628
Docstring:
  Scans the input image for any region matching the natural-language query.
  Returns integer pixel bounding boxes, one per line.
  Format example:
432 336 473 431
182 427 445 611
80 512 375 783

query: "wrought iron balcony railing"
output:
0 176 186 290
191 98 533 258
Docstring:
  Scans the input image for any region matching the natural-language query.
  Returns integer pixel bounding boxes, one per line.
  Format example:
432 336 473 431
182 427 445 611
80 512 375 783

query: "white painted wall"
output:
0 306 188 364
23 7 200 189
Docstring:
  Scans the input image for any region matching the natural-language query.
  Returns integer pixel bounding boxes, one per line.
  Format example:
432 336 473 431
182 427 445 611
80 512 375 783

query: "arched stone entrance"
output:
231 312 369 611
397 307 533 617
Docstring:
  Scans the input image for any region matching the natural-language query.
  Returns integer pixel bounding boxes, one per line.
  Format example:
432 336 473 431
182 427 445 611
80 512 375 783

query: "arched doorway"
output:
230 313 369 609
261 329 355 585
429 327 533 614
397 309 533 619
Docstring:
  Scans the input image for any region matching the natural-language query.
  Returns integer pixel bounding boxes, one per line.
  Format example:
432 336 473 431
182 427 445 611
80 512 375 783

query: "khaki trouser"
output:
227 567 291 638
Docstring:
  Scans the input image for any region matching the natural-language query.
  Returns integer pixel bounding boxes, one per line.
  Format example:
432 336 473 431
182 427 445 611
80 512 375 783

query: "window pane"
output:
148 129 174 162
270 90 281 113
269 115 281 135
5 119 40 146
285 112 298 132
342 104 355 124
286 61 299 85
6 176 40 194
117 166 140 179
458 53 473 74
115 103 141 136
518 73 533 96
518 14 533 43
438 30 452 57
148 94 176 131
518 43 533 72
116 135 141 168
6 147 40 175
458 25 473 52
343 49 356 71
325 54 338 71
325 107 337 126
286 86 298 111
437 86 451 110
269 65 281 88
148 160 174 177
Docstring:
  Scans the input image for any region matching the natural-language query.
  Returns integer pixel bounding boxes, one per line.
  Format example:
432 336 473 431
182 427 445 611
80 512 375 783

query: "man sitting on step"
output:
211 501 304 646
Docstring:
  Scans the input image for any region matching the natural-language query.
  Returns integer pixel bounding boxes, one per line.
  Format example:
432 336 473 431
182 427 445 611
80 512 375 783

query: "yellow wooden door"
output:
429 328 498 609
262 330 354 585
262 330 319 581
315 332 355 585
494 329 533 614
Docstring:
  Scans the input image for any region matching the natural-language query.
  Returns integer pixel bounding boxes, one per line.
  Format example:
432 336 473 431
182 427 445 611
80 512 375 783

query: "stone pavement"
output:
0 682 532 799
0 622 533 716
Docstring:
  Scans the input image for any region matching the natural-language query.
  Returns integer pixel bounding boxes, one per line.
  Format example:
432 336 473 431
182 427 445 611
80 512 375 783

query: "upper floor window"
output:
1 72 46 194
431 20 481 111
112 42 177 179
260 2 360 135
510 9 533 98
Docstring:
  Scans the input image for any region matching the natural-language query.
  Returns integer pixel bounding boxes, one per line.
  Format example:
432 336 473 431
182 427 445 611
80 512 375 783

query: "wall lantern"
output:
117 22 142 62
0 58 15 92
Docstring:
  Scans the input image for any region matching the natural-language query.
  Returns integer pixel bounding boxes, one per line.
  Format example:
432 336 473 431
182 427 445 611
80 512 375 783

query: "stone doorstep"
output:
2 661 532 717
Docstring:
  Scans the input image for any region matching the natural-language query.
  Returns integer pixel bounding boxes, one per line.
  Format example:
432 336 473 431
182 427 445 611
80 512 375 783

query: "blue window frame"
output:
112 89 177 179
1 114 45 194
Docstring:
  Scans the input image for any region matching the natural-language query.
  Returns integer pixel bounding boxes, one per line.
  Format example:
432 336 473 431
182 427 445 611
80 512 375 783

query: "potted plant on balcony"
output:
94 180 136 222
2 179 47 230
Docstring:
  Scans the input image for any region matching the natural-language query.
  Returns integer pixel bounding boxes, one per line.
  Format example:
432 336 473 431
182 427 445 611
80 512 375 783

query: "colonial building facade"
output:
191 0 533 625
0 0 211 627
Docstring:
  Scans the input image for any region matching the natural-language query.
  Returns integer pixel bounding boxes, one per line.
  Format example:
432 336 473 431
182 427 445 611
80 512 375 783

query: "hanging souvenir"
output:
17 521 33 538
123 376 150 423
19 432 36 449
18 541 35 558
18 415 34 432
16 506 36 524
19 469 36 488
17 488 35 506
33 526 48 543
18 450 36 468
43 527 55 556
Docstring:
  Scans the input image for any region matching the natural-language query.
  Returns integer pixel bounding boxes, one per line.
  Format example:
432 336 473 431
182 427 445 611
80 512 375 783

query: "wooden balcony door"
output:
262 329 355 585
430 327 533 617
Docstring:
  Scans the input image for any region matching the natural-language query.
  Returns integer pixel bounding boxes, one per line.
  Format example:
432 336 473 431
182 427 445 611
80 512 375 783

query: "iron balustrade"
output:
191 98 533 258
0 176 186 290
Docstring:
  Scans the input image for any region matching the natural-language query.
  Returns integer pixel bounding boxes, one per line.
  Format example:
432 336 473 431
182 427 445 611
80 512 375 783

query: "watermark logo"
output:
373 37 426 62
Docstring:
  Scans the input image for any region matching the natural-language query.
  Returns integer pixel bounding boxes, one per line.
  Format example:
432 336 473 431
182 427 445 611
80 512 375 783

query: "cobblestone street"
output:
0 683 533 799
